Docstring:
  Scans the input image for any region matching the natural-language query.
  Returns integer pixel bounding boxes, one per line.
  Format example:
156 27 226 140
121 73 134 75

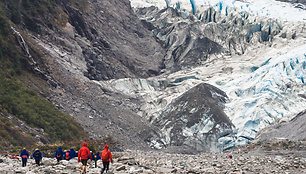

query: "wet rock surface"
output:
1 147 305 174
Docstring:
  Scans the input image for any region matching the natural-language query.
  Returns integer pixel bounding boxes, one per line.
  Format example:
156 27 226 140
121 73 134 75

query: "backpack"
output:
65 152 70 159
34 152 40 158
101 151 109 161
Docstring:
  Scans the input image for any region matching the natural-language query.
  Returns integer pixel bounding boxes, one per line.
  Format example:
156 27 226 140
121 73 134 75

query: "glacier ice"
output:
217 45 306 146
117 0 305 151
130 0 306 22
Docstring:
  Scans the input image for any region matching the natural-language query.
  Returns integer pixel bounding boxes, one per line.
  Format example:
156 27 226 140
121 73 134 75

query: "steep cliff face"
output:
69 0 165 80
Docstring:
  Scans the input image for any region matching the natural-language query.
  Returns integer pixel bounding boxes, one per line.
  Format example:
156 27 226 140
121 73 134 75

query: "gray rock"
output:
116 165 126 171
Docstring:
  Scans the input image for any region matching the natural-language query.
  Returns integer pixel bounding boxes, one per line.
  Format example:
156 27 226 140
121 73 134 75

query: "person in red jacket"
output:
101 144 113 174
78 142 92 174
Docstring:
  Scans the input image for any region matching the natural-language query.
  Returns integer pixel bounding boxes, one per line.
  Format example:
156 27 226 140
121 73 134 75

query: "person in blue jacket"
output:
95 152 101 160
63 150 71 161
92 152 101 168
55 147 64 163
20 148 29 167
32 149 42 166
69 148 76 158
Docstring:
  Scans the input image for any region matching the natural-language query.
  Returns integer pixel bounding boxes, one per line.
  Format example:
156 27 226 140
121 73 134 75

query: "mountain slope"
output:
0 0 169 150
0 2 87 149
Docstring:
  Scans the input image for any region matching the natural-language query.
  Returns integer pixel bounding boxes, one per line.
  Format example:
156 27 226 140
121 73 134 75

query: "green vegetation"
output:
0 1 87 148
2 0 87 28
0 77 86 142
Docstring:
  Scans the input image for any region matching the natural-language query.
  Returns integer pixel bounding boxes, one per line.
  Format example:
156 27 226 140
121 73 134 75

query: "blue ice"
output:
165 0 169 8
290 58 295 70
245 120 259 129
261 58 271 67
244 100 257 108
250 66 259 72
175 2 181 11
298 76 304 84
218 2 223 13
190 0 196 15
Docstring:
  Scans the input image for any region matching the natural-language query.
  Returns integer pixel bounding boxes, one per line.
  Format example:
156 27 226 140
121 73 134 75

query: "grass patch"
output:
0 76 87 142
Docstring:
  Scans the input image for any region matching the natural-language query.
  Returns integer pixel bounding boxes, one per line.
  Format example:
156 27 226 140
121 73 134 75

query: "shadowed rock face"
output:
65 0 165 80
153 83 234 152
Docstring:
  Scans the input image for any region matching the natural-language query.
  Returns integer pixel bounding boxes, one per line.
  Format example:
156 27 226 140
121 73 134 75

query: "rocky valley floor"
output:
1 146 305 174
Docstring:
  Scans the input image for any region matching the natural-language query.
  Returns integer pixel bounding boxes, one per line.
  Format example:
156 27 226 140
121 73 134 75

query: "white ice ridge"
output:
216 44 306 145
129 0 306 22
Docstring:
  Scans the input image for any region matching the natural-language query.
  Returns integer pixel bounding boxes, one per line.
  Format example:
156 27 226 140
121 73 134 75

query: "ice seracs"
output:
130 0 306 22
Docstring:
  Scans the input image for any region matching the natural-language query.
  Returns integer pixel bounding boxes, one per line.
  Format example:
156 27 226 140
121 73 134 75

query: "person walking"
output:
78 142 92 174
32 149 42 166
101 145 113 174
64 150 71 161
20 148 29 167
55 147 64 163
70 148 76 158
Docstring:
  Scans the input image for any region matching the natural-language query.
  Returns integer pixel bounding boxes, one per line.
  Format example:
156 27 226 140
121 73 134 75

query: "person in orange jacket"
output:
78 142 92 174
101 145 113 174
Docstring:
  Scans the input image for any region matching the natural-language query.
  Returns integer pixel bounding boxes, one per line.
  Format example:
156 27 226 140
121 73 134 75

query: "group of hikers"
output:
15 142 113 174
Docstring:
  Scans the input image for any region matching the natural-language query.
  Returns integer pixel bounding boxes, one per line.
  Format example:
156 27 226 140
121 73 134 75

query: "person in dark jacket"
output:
55 147 64 163
70 148 76 158
96 152 101 160
91 152 99 168
78 142 92 174
20 148 29 167
101 145 113 174
32 149 42 166
64 150 71 161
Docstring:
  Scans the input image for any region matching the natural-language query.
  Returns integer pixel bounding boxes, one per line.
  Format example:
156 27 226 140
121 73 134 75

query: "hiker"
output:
78 142 92 174
96 152 101 160
32 149 42 166
20 148 29 167
64 150 71 161
91 152 99 168
55 147 64 163
101 145 113 174
10 154 19 160
70 148 76 158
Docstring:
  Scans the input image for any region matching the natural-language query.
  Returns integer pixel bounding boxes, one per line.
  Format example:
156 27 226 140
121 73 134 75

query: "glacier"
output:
118 0 306 151
216 45 306 146
130 0 306 22
96 41 306 149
